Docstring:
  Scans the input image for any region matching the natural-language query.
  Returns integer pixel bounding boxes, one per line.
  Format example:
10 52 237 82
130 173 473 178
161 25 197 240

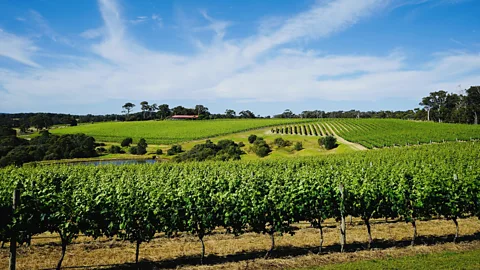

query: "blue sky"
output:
0 0 479 116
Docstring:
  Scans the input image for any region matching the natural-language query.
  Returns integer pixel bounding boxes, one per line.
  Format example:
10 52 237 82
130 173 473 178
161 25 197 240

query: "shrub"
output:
167 145 183 156
274 137 285 147
319 136 337 150
129 146 138 154
255 146 270 157
121 137 133 147
108 145 123 154
294 142 303 151
173 139 244 162
273 137 291 147
156 149 163 155
238 142 245 147
97 147 107 153
248 134 257 144
136 138 148 155
252 138 271 157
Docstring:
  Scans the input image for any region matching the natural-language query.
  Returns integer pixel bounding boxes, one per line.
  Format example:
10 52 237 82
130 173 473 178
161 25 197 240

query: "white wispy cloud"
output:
0 0 479 113
0 29 40 67
196 9 231 40
151 14 163 27
80 27 104 39
29 10 72 46
241 0 387 59
130 16 148 25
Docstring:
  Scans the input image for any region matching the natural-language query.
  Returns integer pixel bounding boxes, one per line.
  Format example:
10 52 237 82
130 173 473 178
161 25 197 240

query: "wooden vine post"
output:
9 189 20 270
339 184 346 253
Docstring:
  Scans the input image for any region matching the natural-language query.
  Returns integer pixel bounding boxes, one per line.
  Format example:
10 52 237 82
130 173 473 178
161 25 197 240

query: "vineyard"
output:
1 142 480 269
271 119 480 148
48 119 315 145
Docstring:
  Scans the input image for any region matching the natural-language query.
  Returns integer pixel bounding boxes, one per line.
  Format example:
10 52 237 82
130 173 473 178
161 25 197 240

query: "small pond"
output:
77 159 158 166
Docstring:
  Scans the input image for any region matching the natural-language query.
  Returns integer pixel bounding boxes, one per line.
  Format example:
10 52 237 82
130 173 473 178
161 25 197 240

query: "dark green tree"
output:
137 138 148 155
121 137 133 147
157 104 171 120
248 134 257 144
466 86 480 124
122 102 135 119
239 110 256 118
225 109 236 118
140 101 149 120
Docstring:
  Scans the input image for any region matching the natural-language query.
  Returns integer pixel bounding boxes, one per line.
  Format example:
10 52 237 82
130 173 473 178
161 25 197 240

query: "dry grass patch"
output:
1 217 479 269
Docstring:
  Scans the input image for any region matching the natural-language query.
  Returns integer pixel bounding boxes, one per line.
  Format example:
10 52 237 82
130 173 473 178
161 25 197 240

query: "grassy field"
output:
1 217 479 269
32 127 357 164
306 248 480 270
48 119 314 145
159 126 357 161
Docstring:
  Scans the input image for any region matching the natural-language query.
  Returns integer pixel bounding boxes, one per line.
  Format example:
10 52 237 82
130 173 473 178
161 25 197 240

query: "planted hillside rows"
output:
271 119 480 149
1 142 480 266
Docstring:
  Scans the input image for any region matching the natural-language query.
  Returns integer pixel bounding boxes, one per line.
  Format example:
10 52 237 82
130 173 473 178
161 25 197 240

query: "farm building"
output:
170 115 199 120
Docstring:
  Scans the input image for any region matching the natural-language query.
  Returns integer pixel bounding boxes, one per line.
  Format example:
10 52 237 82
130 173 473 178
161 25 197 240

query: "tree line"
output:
1 85 479 130
0 127 98 168
122 102 258 120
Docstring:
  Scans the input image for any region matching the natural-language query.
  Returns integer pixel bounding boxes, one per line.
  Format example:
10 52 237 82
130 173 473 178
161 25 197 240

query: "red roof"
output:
171 115 199 119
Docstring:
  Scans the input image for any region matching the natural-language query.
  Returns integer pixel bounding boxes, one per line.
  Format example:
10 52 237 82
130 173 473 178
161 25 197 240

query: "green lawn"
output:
301 249 480 270
48 119 314 144
155 126 355 161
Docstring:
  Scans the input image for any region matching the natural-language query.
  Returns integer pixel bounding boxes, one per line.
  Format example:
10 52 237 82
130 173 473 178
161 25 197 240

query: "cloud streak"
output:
0 0 479 113
0 29 40 67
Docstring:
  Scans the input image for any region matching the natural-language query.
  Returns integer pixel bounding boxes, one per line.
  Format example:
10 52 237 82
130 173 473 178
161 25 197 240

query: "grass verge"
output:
302 248 480 270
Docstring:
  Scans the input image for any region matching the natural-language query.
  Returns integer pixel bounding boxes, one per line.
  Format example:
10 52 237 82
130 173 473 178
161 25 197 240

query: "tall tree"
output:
150 103 158 119
420 91 448 122
122 103 135 119
172 106 188 115
467 86 480 124
140 101 149 120
276 109 295 118
224 109 236 118
239 110 256 118
195 105 210 119
157 104 171 120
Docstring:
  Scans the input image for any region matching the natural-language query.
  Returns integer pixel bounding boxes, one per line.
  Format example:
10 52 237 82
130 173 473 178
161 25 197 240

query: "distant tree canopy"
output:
157 104 171 120
239 110 256 118
418 87 480 124
273 109 295 118
224 109 236 118
0 131 98 167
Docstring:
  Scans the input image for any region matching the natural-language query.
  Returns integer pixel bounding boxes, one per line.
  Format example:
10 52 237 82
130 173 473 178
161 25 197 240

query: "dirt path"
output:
323 123 368 151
